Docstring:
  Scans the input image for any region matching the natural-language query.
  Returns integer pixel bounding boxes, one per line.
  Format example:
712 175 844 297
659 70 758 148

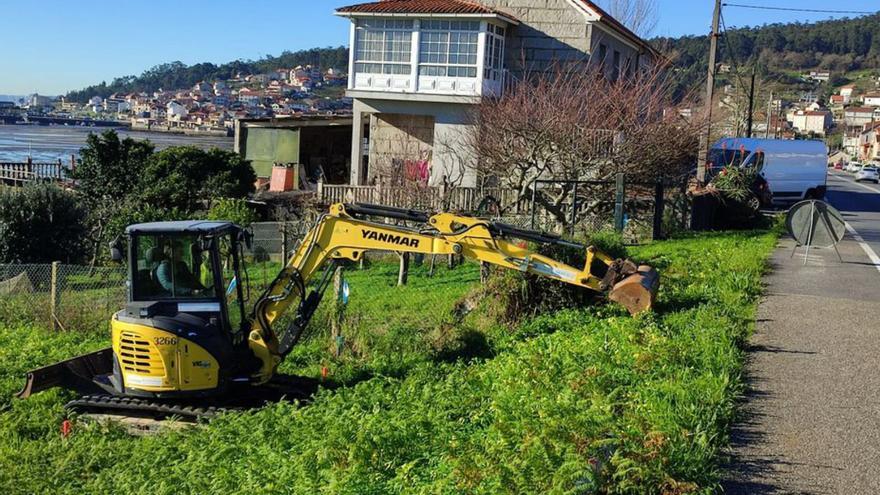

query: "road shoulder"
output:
723 233 880 493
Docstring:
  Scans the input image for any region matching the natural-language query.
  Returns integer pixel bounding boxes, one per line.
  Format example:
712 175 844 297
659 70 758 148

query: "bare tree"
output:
596 0 659 38
467 62 704 228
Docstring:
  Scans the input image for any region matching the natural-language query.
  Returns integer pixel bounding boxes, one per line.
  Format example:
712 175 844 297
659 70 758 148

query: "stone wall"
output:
369 113 435 184
354 98 478 187
483 0 592 72
482 0 647 76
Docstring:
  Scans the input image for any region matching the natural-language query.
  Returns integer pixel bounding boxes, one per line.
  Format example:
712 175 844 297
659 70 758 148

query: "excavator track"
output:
64 374 323 422
66 394 225 421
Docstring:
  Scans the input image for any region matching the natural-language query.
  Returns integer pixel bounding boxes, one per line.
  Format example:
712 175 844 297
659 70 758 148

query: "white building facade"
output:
336 0 658 187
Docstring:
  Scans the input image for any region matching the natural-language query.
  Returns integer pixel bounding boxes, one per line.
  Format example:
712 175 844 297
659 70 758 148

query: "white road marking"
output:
845 222 880 274
826 172 880 272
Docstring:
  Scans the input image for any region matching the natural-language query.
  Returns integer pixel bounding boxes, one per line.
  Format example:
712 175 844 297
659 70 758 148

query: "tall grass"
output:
0 231 775 494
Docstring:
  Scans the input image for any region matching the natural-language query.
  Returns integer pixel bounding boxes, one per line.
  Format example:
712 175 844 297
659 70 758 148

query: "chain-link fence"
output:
521 178 690 243
0 263 126 331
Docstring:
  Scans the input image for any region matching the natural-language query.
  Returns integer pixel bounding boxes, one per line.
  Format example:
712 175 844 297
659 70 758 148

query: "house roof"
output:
336 0 518 23
337 0 658 57
847 107 877 114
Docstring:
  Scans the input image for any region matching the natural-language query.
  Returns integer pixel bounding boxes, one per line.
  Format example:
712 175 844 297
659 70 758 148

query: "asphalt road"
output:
723 170 880 494
827 170 880 252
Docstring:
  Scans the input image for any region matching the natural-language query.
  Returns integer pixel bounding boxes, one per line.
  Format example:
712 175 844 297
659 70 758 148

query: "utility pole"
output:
697 0 723 183
765 90 774 139
746 66 756 138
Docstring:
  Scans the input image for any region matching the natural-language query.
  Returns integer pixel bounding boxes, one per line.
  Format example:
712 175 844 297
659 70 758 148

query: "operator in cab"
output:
156 240 204 297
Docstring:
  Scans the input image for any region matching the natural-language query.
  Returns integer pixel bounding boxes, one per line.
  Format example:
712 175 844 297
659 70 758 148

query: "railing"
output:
0 159 66 184
316 181 529 213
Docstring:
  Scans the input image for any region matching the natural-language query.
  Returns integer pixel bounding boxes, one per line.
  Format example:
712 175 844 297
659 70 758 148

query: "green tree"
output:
0 184 89 263
139 147 255 213
71 130 154 264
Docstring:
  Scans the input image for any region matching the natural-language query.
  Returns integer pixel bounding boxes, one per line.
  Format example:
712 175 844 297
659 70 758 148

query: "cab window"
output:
218 234 245 334
132 234 217 300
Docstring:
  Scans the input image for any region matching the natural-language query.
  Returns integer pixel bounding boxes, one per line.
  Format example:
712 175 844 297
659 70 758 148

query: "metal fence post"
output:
653 182 665 240
398 253 410 286
331 265 345 356
281 224 289 266
50 261 60 331
570 182 578 237
613 173 625 232
530 186 537 229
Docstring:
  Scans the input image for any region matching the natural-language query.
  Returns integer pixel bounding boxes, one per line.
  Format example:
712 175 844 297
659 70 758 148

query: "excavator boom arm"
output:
245 203 659 382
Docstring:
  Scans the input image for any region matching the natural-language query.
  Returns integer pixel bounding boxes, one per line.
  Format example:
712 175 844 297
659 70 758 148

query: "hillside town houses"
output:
10 65 350 136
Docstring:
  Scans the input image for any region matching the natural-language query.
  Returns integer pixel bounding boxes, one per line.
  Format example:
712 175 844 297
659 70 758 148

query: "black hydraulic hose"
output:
487 222 586 250
344 203 431 223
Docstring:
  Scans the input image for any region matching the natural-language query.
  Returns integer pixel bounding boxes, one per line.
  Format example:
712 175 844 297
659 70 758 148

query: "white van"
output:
710 138 828 204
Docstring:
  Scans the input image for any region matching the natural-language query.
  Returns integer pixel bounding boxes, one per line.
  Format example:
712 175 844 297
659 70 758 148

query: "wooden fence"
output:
316 181 528 213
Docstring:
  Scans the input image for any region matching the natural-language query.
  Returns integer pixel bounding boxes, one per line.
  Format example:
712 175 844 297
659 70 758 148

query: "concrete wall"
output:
351 98 478 187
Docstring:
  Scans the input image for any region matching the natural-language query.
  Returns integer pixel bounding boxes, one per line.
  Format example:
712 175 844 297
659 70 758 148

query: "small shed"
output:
235 115 353 187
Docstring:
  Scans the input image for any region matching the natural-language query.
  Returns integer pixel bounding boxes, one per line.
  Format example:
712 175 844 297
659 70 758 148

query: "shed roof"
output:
126 221 238 235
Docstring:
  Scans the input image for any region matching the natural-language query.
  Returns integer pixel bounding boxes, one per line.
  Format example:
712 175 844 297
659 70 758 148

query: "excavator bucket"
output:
17 347 113 399
608 265 660 315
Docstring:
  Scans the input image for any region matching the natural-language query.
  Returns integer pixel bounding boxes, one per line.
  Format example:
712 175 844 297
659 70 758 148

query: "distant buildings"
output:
787 109 832 136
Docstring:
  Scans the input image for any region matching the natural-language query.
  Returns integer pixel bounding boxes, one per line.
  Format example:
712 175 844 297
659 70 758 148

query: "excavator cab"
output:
18 221 260 401
108 221 257 398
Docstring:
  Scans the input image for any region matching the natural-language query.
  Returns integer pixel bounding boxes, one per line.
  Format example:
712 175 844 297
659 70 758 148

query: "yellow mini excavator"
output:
18 203 659 419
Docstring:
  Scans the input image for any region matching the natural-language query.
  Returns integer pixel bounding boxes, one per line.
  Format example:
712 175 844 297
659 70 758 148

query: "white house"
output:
864 92 880 107
788 110 832 136
845 107 878 127
167 100 188 120
335 0 659 187
807 70 830 82
840 84 855 104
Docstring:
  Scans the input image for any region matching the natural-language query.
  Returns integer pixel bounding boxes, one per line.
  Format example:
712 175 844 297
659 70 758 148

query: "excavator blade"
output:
17 347 113 399
608 265 660 315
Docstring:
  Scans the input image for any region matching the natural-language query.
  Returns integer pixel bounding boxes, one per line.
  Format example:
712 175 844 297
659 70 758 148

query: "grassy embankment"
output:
0 231 776 494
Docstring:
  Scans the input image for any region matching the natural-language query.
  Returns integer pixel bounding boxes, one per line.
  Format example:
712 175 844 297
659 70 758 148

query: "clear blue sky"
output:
1 0 875 95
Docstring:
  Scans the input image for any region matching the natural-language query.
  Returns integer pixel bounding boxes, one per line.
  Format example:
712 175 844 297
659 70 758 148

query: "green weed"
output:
0 231 776 494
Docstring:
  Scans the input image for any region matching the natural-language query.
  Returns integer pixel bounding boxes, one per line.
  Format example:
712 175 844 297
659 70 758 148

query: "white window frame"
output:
483 23 506 81
418 19 481 79
354 18 414 76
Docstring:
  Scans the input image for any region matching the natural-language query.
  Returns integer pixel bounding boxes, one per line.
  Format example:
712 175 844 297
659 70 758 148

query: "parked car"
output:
855 166 880 183
834 162 844 170
847 162 863 173
709 138 828 204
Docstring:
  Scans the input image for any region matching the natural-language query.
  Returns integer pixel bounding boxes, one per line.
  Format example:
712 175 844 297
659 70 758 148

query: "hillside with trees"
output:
654 13 880 98
64 46 349 102
64 12 880 104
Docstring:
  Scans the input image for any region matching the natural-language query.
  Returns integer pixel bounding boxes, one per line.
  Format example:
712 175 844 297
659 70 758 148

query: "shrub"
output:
0 184 89 263
481 232 629 323
206 198 257 227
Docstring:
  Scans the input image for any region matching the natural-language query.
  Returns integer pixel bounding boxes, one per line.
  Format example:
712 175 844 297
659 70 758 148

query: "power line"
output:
721 3 876 15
